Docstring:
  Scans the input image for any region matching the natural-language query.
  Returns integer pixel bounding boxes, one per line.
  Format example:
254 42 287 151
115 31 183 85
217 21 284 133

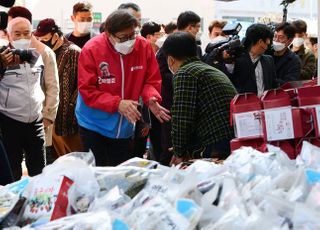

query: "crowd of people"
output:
0 2 318 185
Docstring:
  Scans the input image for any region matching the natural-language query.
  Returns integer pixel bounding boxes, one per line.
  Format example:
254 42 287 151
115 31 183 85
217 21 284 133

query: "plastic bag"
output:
296 141 320 169
55 151 96 167
24 210 112 230
126 196 191 230
0 189 19 222
94 167 151 198
305 183 320 211
88 186 131 213
118 157 159 169
175 199 202 229
292 203 320 229
22 175 74 225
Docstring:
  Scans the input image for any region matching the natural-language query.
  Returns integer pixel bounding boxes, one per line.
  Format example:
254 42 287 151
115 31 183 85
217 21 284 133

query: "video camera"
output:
204 22 244 65
0 46 36 63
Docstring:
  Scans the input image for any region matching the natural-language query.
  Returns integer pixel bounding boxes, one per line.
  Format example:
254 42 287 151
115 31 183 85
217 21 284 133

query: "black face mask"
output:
42 34 58 49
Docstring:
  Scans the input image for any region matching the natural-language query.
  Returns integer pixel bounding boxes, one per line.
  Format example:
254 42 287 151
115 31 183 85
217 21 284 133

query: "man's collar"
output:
181 56 200 67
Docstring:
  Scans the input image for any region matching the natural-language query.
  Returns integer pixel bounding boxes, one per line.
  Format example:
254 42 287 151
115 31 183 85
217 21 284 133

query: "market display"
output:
1 140 320 229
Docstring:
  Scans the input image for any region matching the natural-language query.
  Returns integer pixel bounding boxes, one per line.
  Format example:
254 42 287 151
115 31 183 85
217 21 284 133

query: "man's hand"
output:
170 155 184 166
43 118 53 129
118 100 141 124
149 97 171 123
0 48 20 68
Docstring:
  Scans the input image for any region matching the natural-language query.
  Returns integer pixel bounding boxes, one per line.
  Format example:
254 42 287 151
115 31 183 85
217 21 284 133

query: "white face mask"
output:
273 41 286 52
292 37 304 47
0 38 9 47
76 22 92 34
210 35 228 44
155 35 167 49
114 38 136 55
11 39 31 49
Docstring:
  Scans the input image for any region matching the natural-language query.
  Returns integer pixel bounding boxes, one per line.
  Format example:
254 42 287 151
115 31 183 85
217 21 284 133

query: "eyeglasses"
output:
112 30 139 43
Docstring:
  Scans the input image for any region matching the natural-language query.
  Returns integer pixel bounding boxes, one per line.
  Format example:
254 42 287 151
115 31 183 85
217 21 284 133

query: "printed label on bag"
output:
234 111 263 138
264 107 294 141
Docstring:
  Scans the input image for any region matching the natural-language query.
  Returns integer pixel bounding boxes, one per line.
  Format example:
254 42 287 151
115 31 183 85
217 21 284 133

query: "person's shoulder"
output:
66 41 81 53
41 45 56 61
90 31 99 38
286 49 300 60
82 33 106 51
135 36 151 49
261 54 274 63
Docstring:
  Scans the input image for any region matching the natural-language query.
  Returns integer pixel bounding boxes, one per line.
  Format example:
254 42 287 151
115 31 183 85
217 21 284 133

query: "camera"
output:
0 46 36 63
204 22 244 65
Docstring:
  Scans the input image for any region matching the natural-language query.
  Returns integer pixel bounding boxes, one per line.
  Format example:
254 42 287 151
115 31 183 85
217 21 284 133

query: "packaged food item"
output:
94 167 150 198
22 176 73 225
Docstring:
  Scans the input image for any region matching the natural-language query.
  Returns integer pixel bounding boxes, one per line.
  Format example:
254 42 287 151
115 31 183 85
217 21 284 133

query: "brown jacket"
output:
54 38 81 136
295 46 316 80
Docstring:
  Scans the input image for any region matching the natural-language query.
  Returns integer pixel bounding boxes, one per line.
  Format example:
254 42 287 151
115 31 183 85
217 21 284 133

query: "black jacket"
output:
226 53 277 94
156 48 173 110
273 49 301 86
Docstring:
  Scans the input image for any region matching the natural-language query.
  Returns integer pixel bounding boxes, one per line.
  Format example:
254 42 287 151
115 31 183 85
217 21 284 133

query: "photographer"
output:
218 24 277 95
0 17 46 181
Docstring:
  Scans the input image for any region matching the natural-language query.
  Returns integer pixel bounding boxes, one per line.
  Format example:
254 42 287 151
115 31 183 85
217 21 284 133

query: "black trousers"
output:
79 126 133 166
0 113 45 181
132 122 148 159
149 113 162 161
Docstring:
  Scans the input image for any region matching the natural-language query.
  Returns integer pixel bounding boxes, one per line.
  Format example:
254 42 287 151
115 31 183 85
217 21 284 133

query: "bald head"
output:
7 17 32 42
7 17 32 34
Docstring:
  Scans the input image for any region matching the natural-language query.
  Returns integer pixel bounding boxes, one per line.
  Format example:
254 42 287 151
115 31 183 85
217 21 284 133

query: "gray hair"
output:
7 17 32 34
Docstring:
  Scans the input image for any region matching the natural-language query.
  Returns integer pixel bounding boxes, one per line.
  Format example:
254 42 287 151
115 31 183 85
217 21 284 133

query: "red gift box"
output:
261 89 313 141
297 86 320 137
230 93 263 140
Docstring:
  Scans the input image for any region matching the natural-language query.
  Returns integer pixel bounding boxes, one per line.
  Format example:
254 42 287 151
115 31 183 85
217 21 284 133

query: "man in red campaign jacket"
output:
76 10 171 166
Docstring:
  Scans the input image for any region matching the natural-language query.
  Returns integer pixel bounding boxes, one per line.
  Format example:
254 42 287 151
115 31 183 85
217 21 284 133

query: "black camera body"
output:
204 23 244 65
0 46 36 63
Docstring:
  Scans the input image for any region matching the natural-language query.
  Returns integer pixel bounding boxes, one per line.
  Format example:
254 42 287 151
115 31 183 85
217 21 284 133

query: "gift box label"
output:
233 111 262 139
264 107 294 141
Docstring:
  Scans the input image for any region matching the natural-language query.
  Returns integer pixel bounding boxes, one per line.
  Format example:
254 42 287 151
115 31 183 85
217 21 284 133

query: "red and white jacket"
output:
76 32 162 138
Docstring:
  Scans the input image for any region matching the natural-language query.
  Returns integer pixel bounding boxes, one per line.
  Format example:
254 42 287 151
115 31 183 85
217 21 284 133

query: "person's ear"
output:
71 15 75 22
146 34 152 41
186 25 193 33
167 55 174 66
313 44 318 51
